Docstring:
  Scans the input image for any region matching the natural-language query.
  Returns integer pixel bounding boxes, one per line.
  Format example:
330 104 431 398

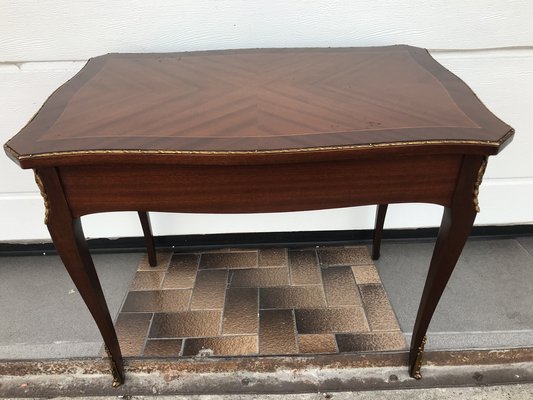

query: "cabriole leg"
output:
409 156 485 379
36 168 125 386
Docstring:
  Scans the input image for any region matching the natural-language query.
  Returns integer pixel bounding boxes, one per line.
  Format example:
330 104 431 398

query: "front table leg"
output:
36 168 125 386
409 156 486 379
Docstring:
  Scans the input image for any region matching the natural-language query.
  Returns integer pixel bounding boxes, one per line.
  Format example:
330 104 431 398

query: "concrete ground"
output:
376 236 533 350
0 236 532 398
40 384 533 399
1 359 532 398
0 363 533 400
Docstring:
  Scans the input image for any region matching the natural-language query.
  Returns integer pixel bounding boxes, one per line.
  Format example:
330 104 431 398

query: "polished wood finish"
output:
5 46 512 169
3 47 514 385
408 156 484 378
57 154 462 217
36 167 124 385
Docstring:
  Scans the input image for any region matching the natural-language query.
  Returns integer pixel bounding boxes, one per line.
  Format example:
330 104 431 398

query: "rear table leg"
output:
372 204 388 260
138 211 157 267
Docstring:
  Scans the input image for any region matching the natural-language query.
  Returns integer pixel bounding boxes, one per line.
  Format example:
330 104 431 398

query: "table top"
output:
5 45 513 168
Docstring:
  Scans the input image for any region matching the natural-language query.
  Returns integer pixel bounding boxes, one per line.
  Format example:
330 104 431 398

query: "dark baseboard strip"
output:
1 225 532 257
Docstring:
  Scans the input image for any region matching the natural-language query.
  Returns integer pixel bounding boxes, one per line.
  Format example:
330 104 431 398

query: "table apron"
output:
53 154 464 217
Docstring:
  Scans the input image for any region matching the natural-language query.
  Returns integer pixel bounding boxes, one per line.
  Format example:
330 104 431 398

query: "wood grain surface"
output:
56 154 462 217
5 46 513 169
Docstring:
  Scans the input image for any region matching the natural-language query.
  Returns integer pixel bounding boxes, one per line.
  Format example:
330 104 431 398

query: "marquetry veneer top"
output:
5 46 513 168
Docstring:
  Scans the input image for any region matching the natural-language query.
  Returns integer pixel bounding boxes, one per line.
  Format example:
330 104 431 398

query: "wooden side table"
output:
4 46 514 386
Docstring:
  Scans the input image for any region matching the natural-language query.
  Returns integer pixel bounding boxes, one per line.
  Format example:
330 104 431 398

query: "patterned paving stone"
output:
289 250 322 285
122 289 191 313
318 246 373 267
183 336 258 356
259 309 297 354
229 267 289 288
258 248 288 267
129 271 165 291
143 339 182 357
116 245 404 358
199 252 258 270
162 254 199 289
260 286 326 309
336 331 407 352
115 313 152 356
295 307 369 334
322 266 362 306
298 334 338 354
222 288 259 334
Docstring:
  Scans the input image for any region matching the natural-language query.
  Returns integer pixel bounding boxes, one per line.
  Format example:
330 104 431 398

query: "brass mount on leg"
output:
34 171 50 224
104 345 124 387
412 335 427 380
473 157 488 213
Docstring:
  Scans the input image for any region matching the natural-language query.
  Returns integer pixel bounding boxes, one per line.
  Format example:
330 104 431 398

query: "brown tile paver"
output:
260 286 326 309
190 270 228 310
222 288 259 334
229 267 289 288
149 311 222 338
359 284 401 331
336 331 407 352
200 252 257 270
115 313 152 356
130 271 165 291
259 309 297 354
288 250 321 285
318 246 372 267
137 251 173 271
116 245 402 358
122 289 190 313
322 266 362 306
201 248 231 253
352 265 381 284
162 254 199 289
295 307 369 334
143 339 182 357
298 334 338 354
228 248 256 252
258 248 288 267
183 336 258 356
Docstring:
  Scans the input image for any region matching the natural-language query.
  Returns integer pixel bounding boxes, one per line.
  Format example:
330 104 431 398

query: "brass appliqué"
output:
473 157 488 213
412 335 427 380
104 345 123 387
34 171 50 225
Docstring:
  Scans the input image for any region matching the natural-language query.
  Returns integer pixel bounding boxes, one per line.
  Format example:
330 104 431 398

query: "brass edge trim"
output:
33 171 50 225
412 335 427 380
473 156 488 213
16 139 501 161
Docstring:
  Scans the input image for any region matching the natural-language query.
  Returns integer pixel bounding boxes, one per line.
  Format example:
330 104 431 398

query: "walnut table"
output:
4 46 514 386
